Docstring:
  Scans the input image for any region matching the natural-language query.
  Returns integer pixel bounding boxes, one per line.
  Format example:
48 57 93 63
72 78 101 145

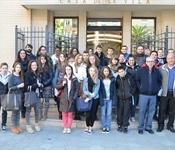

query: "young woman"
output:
14 49 29 118
51 46 61 66
56 65 79 134
99 66 116 133
83 66 100 134
70 54 87 120
52 53 68 119
108 56 120 78
36 45 53 68
126 55 140 122
87 54 101 77
38 54 53 121
24 60 43 134
71 54 87 82
8 62 24 134
69 47 79 58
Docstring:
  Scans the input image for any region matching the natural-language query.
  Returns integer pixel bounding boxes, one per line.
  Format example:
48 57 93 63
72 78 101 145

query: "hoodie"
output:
0 71 11 94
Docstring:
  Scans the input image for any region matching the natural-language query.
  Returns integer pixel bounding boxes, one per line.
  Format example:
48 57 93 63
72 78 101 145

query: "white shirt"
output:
103 78 111 100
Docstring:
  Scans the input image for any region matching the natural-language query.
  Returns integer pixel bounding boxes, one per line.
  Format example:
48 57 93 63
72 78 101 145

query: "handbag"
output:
76 97 92 112
1 89 22 111
24 86 38 107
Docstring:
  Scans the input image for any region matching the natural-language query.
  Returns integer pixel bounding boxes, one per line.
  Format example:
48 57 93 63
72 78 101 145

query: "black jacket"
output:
136 66 161 95
24 71 40 92
116 74 136 100
0 72 11 94
95 52 108 67
40 68 53 87
99 76 116 106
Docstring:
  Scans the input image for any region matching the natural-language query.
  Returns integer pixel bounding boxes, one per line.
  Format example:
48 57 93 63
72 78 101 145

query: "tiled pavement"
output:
0 99 175 150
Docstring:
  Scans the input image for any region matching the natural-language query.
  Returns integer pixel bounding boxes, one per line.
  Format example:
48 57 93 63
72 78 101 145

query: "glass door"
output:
87 18 122 54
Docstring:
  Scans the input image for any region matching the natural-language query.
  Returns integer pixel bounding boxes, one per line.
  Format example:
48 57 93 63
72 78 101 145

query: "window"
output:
54 18 78 53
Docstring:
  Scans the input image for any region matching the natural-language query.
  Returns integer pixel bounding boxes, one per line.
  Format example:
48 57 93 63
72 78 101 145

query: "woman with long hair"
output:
13 49 29 118
87 54 101 77
38 54 53 121
24 60 43 134
8 62 24 134
69 47 79 58
36 45 53 68
99 66 116 133
56 65 79 134
52 53 68 119
108 55 120 78
70 54 87 120
83 66 100 134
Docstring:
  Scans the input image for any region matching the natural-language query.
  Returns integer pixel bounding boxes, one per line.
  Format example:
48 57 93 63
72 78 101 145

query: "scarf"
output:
88 76 95 93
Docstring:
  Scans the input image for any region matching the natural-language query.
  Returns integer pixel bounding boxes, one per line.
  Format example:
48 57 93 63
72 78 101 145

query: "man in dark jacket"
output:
116 66 136 133
25 44 36 61
136 57 161 134
95 45 108 67
135 45 146 67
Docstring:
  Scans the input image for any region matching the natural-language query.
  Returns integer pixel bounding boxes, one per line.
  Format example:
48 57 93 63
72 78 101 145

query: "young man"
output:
121 45 129 61
25 44 36 61
95 45 108 67
116 66 136 133
0 62 11 132
135 45 146 67
82 50 89 65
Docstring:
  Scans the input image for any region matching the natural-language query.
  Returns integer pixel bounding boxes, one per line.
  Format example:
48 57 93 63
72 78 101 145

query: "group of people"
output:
0 43 175 136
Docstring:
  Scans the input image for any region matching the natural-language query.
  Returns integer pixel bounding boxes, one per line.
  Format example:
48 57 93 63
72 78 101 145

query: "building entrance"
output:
87 18 122 54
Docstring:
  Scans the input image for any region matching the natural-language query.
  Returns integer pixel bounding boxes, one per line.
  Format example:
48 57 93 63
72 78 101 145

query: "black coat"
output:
24 71 40 92
99 76 117 106
40 68 53 87
116 74 136 100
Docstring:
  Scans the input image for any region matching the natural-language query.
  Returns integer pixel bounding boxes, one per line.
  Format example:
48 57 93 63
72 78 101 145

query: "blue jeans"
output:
100 100 112 129
138 94 157 130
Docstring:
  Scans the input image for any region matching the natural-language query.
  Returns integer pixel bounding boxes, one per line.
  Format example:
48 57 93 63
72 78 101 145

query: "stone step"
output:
1 99 161 130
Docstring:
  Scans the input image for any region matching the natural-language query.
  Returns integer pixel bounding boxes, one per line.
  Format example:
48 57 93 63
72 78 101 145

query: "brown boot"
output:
16 126 23 133
11 126 20 134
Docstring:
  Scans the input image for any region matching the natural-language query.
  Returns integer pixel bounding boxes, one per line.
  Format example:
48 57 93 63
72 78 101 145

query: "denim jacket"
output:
83 78 100 100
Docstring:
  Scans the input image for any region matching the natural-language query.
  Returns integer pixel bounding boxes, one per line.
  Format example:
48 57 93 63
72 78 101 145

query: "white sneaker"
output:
26 125 34 134
131 117 135 122
67 128 71 134
35 124 41 132
63 128 67 134
1 126 6 132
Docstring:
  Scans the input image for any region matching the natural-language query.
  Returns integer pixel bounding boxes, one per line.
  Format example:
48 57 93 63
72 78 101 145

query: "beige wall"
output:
1 0 175 68
0 0 31 69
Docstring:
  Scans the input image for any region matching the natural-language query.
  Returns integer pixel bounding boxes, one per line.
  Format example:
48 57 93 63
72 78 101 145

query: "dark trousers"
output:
86 98 99 127
21 99 26 116
0 96 7 126
117 99 131 127
158 92 175 128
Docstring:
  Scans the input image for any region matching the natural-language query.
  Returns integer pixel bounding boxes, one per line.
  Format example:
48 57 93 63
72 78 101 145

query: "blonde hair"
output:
74 54 83 73
88 66 99 84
